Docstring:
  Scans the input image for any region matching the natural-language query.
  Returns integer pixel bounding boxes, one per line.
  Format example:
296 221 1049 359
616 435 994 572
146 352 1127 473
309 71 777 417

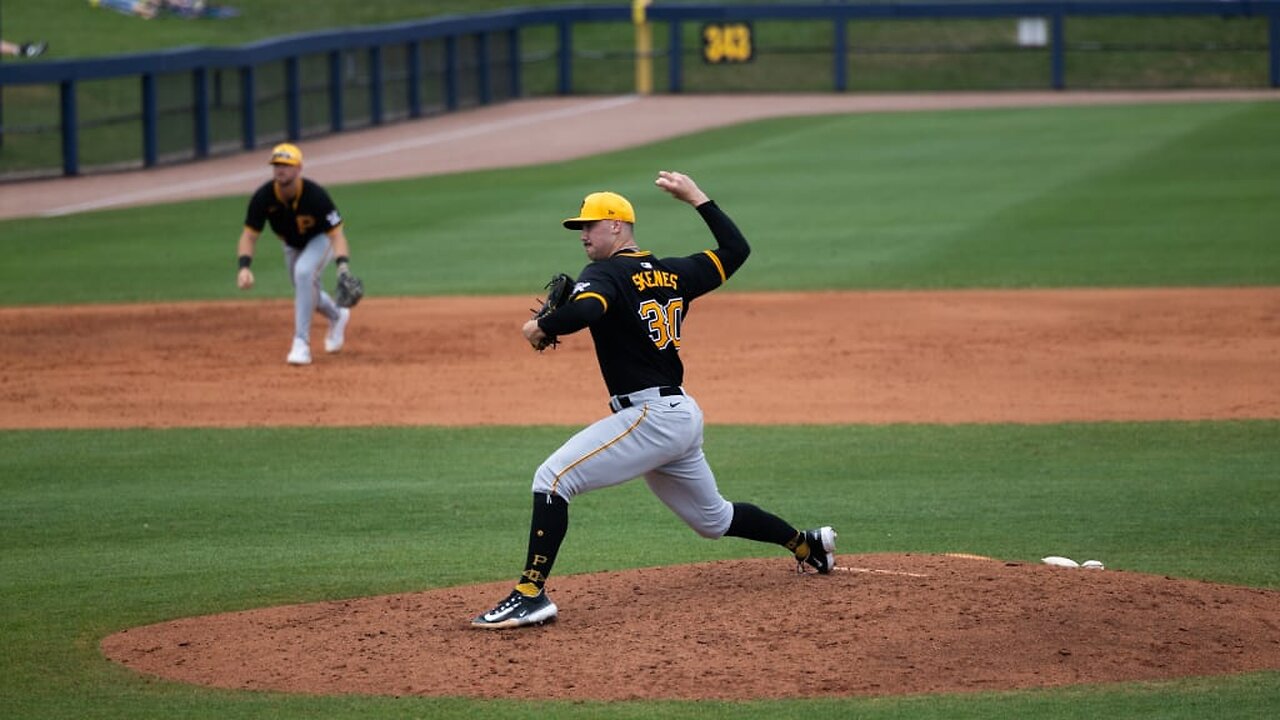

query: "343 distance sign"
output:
702 22 754 64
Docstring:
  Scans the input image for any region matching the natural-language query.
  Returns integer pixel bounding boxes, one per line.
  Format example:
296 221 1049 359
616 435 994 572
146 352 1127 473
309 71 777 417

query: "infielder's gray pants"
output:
283 235 341 342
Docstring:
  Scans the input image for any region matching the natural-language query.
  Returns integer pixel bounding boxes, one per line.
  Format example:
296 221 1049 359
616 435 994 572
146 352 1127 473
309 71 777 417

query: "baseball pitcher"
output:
472 171 837 629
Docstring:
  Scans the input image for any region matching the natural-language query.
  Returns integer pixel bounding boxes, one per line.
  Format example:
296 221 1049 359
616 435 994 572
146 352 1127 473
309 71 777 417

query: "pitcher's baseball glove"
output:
530 272 574 350
335 268 364 308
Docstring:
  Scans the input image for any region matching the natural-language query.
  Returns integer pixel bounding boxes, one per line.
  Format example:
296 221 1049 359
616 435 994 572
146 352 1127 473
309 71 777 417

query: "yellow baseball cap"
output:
563 191 635 229
268 143 303 166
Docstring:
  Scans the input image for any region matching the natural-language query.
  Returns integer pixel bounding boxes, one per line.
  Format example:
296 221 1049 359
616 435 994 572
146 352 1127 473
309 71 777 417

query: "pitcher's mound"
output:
101 553 1280 700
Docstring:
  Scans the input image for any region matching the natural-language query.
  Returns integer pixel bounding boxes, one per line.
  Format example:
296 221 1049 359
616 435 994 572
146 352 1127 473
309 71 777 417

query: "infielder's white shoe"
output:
796 526 837 574
287 337 312 366
324 307 350 353
471 588 558 629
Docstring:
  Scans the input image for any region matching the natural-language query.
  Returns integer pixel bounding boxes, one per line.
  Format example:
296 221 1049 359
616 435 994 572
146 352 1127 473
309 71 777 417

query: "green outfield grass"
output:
2 423 1277 719
0 0 619 58
1 99 1278 305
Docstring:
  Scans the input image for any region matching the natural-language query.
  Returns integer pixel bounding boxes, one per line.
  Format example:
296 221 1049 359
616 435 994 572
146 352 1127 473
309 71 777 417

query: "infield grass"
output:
2 422 1278 719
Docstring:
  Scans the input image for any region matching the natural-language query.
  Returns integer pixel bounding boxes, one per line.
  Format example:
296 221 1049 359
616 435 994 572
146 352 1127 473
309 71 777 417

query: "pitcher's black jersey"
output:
538 201 750 396
244 179 343 249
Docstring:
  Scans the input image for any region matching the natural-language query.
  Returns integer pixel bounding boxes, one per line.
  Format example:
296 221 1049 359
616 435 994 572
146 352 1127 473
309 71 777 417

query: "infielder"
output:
472 170 837 629
235 143 354 365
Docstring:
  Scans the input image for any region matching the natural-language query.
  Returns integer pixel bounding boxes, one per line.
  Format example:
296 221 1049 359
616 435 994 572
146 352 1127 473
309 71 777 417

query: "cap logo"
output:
563 190 634 229
269 143 303 165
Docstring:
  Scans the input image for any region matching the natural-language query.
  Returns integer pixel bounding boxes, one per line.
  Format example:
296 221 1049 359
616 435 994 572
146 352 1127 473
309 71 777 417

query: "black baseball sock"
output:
724 502 800 548
516 491 569 595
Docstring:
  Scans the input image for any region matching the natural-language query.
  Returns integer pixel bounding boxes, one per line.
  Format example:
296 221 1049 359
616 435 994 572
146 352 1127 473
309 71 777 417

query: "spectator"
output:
90 1 229 19
1 39 48 59
89 0 159 19
161 1 210 18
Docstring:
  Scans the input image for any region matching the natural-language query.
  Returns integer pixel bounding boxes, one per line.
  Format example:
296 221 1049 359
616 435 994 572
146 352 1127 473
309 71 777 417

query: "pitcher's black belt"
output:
609 386 683 412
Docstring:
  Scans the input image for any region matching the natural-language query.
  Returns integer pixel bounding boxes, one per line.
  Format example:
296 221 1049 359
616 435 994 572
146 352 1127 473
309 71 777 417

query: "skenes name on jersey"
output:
631 269 679 292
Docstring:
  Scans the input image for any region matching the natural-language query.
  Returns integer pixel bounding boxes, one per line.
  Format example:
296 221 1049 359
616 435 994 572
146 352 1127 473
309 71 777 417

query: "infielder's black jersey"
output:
244 179 343 249
539 201 750 397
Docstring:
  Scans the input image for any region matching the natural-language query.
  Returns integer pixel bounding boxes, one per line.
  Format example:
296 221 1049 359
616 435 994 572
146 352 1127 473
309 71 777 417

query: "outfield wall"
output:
1 1 1277 179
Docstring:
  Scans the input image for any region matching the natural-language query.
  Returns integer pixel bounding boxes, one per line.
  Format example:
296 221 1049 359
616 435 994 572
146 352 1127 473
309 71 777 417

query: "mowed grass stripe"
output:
2 101 1278 304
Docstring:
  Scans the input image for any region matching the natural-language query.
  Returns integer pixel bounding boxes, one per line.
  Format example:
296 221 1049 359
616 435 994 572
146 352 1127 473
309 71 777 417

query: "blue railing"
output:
2 2 1277 178
653 1 1280 93
0 7 626 176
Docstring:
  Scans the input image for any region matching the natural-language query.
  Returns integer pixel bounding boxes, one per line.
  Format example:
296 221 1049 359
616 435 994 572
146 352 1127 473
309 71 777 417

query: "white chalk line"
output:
41 95 641 218
834 566 930 578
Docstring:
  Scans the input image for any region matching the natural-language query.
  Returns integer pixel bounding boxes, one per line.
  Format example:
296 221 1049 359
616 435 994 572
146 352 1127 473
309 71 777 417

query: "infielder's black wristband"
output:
335 255 349 267
238 255 252 269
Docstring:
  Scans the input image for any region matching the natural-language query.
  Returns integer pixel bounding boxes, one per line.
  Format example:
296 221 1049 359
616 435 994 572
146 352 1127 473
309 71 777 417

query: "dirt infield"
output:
3 287 1279 429
6 92 1277 700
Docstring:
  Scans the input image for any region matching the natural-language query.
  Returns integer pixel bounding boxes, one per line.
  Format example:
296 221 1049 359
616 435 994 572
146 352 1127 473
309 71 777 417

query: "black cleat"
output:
795 526 837 574
471 588 558 629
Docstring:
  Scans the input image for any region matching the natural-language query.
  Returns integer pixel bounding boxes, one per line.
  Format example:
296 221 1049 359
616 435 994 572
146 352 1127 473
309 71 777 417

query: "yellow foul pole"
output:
633 0 653 95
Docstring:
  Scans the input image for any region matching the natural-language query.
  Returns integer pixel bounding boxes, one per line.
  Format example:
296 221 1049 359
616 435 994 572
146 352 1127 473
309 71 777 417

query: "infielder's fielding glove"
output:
530 272 574 351
334 268 364 308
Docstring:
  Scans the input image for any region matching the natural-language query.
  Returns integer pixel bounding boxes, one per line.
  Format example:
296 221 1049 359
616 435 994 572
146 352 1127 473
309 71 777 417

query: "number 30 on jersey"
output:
639 298 685 349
